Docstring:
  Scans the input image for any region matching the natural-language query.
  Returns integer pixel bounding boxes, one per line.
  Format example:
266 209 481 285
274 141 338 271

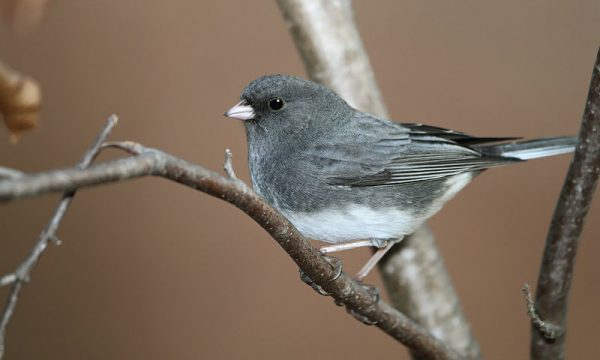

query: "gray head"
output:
224 75 353 142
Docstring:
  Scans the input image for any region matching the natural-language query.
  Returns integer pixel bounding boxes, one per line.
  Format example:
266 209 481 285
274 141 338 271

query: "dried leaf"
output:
0 61 42 143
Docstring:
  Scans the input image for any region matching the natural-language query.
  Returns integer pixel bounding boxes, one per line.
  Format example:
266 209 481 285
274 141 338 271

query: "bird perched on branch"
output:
225 74 576 281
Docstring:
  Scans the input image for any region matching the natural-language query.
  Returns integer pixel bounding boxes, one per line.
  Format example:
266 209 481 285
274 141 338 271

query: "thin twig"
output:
0 283 22 357
223 148 238 179
0 115 118 359
0 167 23 179
531 47 600 360
0 275 17 288
0 141 460 360
276 1 479 358
522 283 562 340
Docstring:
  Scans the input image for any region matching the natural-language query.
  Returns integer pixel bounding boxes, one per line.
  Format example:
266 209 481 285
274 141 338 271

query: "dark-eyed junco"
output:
225 74 576 280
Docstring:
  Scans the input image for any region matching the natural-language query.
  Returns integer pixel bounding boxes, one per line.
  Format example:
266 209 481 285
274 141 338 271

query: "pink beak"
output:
224 100 255 121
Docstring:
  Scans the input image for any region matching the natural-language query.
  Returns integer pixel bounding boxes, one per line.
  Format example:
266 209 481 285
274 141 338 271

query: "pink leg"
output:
319 239 376 254
355 241 396 281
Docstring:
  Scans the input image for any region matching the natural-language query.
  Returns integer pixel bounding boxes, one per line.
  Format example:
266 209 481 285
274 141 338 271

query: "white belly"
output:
281 173 473 243
283 205 419 243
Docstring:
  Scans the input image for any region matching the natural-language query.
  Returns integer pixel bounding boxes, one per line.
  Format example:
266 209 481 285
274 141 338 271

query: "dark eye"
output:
268 98 285 111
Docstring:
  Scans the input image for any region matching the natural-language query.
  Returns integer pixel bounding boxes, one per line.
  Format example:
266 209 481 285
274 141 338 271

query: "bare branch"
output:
0 282 22 358
0 115 118 359
531 47 600 360
276 0 480 358
0 139 460 360
0 166 23 179
0 275 17 287
522 284 562 340
381 228 481 360
276 0 387 117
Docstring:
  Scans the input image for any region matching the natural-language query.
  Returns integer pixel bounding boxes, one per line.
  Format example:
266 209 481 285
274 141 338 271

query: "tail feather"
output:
477 136 578 160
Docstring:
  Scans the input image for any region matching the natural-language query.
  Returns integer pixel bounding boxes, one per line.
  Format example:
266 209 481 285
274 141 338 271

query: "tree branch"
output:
276 0 388 117
0 166 23 179
531 46 600 360
0 115 117 359
276 0 480 358
381 228 481 360
0 135 460 360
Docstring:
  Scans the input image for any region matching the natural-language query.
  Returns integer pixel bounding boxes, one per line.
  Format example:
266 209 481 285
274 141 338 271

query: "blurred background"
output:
0 1 599 359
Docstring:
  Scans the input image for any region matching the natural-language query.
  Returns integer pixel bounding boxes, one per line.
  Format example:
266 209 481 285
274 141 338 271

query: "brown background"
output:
1 1 599 359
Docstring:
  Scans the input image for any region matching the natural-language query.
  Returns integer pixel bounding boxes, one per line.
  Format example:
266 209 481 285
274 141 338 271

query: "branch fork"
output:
0 115 118 358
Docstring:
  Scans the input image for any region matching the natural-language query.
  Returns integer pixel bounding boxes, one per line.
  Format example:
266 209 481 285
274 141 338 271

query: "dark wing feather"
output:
404 123 520 145
307 114 520 187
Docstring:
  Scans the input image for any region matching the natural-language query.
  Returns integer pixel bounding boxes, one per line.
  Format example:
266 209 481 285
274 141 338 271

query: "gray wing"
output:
305 113 521 186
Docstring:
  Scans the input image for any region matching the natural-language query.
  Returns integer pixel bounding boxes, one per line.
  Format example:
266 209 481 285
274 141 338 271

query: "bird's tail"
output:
477 136 578 160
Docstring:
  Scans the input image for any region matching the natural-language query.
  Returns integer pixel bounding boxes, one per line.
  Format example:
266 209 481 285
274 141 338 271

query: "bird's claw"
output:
299 255 343 296
346 308 378 325
299 269 330 296
361 283 381 307
334 281 380 324
343 284 380 325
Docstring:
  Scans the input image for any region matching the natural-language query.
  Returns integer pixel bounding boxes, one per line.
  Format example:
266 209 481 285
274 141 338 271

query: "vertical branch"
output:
276 0 387 117
382 228 481 360
276 0 480 358
531 47 600 360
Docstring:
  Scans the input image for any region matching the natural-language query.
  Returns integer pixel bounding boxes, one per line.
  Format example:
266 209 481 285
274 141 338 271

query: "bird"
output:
224 74 577 281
